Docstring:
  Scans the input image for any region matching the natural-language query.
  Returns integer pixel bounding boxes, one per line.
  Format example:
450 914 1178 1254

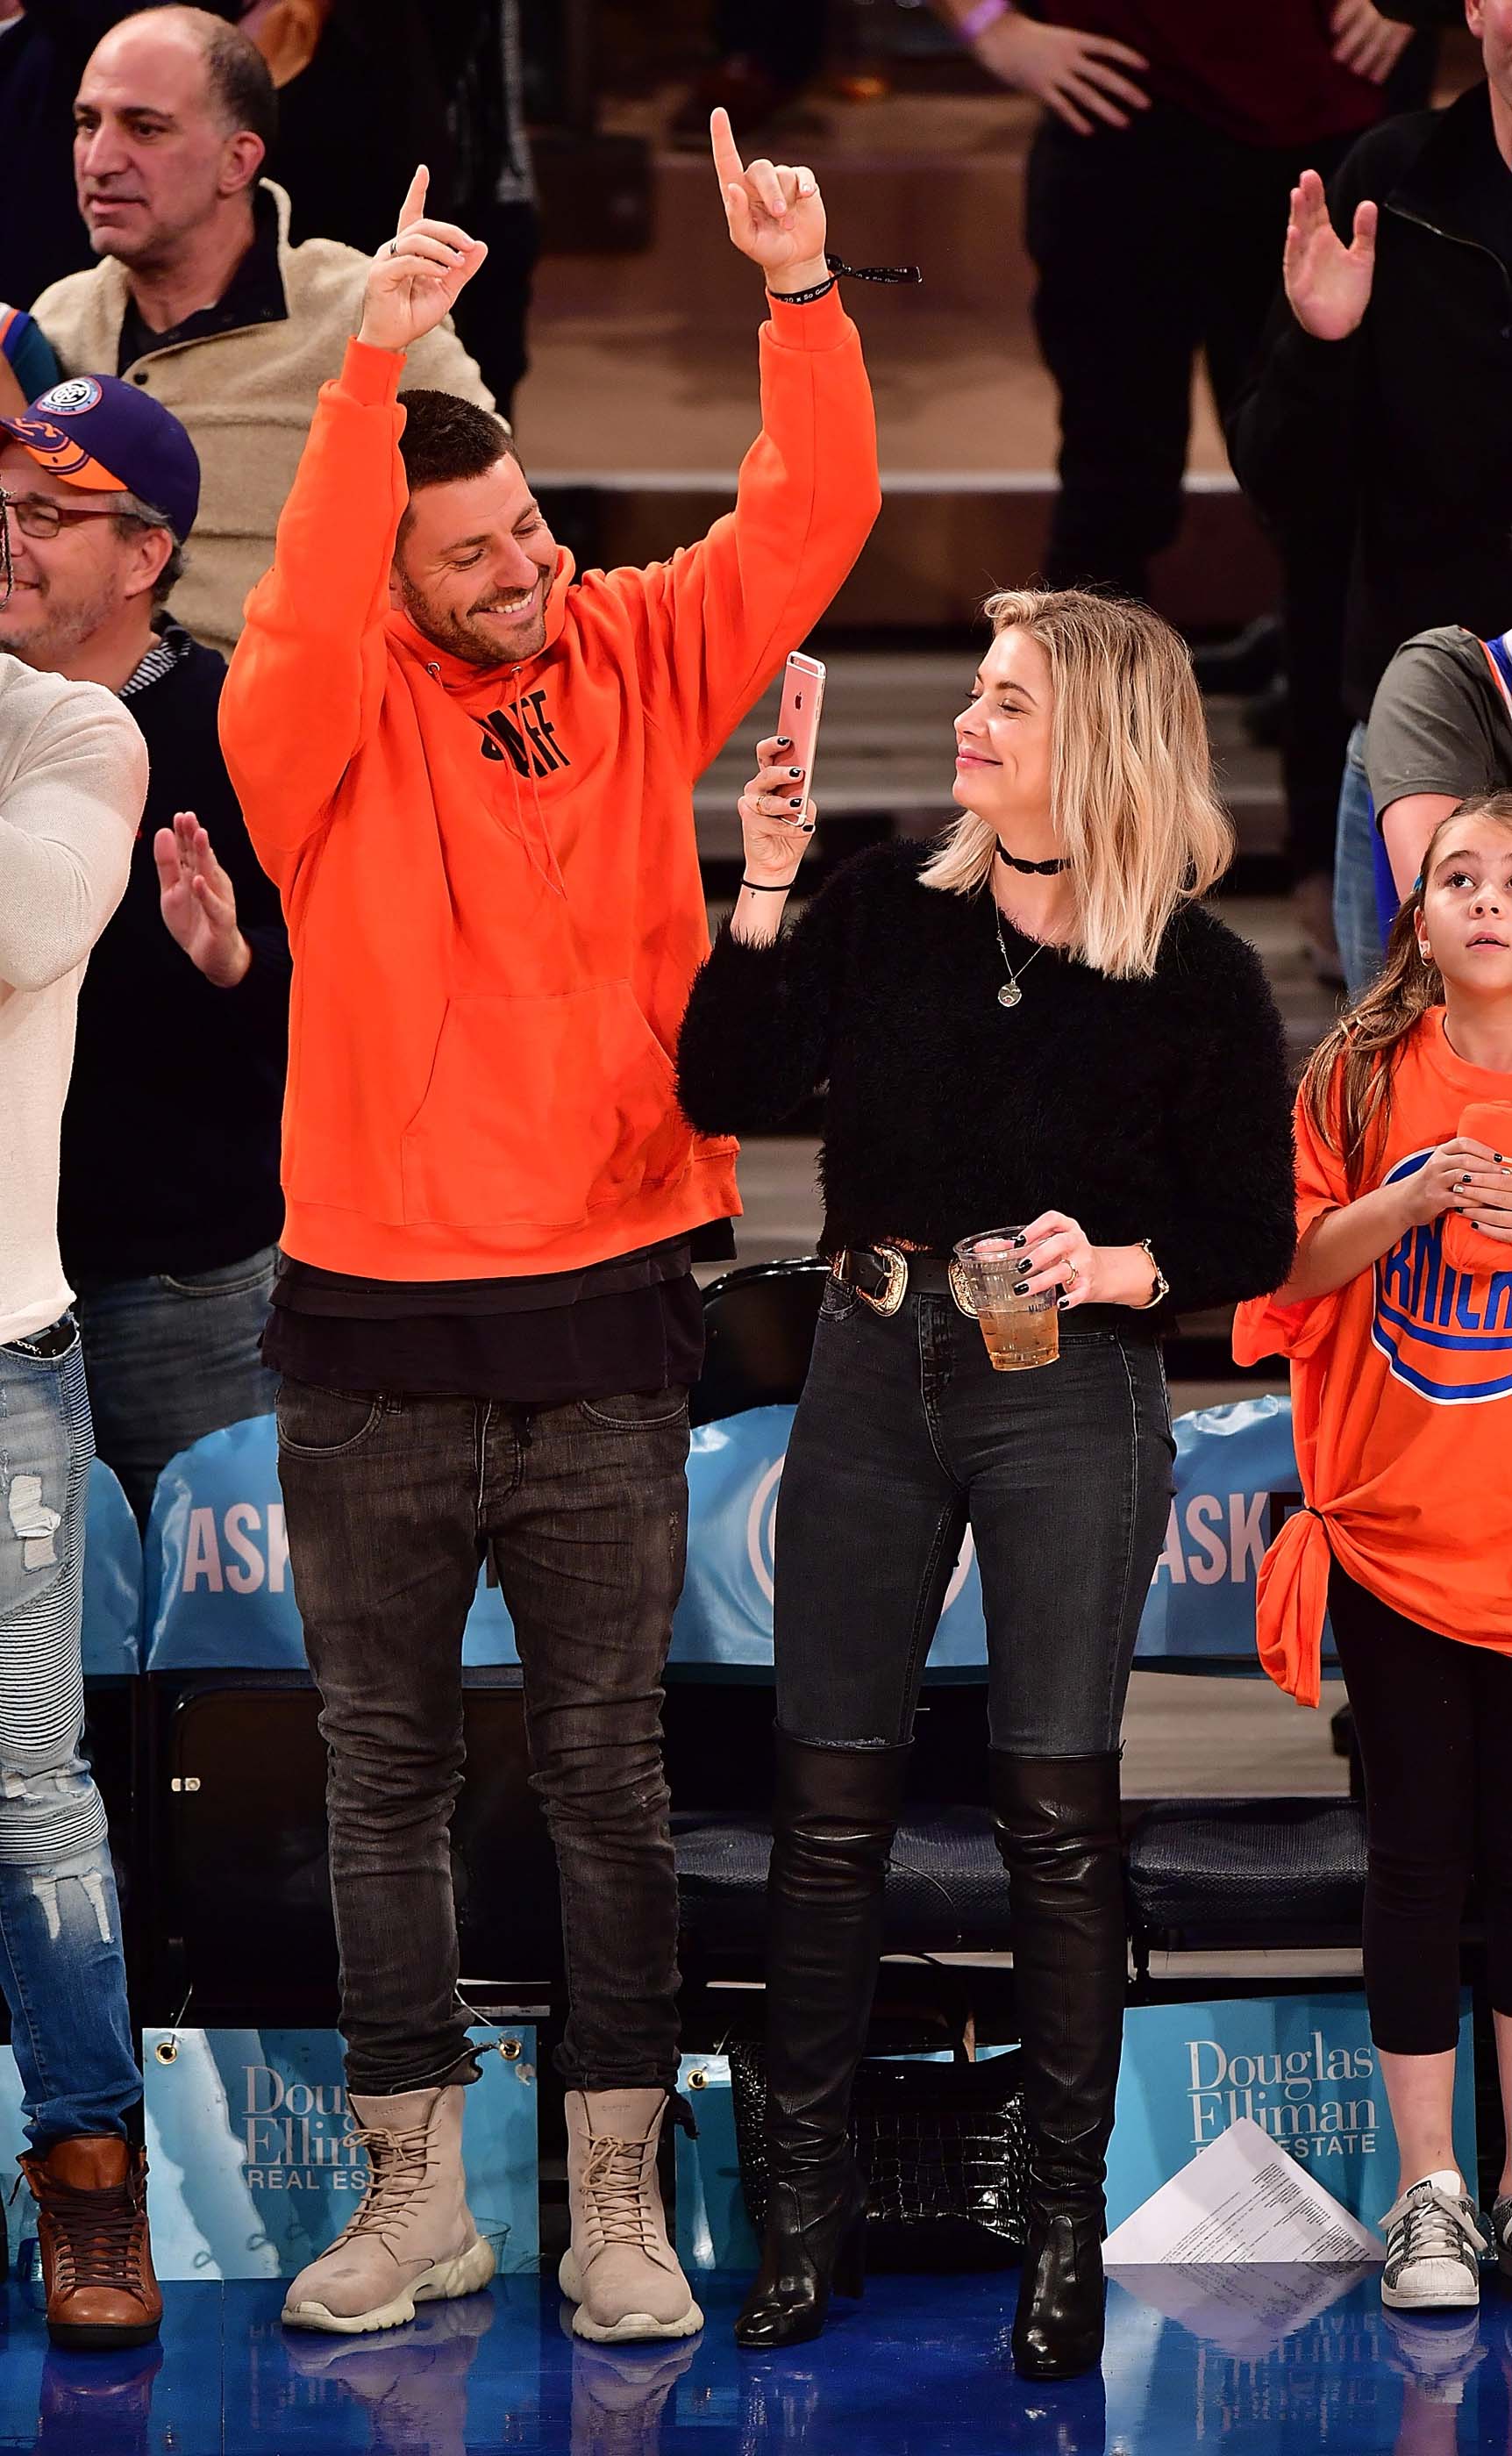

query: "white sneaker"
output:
1380 2172 1487 2311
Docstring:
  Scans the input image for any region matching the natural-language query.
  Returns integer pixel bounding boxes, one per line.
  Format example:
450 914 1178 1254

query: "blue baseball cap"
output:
0 374 199 541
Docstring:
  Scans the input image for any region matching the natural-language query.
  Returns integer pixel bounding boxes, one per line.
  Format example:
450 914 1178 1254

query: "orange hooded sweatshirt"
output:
218 289 880 1279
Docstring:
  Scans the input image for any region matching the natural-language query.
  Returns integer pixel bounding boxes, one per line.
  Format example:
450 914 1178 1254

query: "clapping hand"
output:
710 107 828 296
153 810 250 988
359 167 489 355
1284 167 1377 341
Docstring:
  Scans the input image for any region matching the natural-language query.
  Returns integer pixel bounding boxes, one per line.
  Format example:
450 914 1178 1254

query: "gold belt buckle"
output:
947 1258 977 1319
846 1244 909 1317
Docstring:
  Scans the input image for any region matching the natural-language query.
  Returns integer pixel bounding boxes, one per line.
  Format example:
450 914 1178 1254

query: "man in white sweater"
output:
0 647 162 2346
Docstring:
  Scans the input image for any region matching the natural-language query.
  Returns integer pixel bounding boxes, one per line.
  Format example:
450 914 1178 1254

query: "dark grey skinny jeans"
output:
275 1377 690 2097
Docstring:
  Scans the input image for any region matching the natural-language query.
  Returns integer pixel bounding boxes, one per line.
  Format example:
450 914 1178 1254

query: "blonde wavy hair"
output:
919 589 1234 979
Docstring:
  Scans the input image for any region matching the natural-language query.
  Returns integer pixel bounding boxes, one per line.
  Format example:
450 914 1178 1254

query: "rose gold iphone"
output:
775 651 826 803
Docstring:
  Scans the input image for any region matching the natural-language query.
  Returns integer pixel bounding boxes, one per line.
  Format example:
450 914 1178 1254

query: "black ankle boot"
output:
734 1731 911 2351
992 1750 1126 2382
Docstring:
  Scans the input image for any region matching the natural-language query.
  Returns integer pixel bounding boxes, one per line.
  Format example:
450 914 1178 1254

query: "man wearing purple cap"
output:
0 375 289 1521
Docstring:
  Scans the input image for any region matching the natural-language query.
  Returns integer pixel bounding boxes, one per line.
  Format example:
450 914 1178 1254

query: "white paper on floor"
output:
1102 2116 1384 2264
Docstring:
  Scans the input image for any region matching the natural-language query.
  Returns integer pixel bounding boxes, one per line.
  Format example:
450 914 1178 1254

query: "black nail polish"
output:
1461 1174 1473 1185
1497 1152 1505 1162
1056 1296 1070 1310
1012 1233 1027 1248
1013 1282 1029 1296
789 767 804 778
775 736 792 747
789 797 803 808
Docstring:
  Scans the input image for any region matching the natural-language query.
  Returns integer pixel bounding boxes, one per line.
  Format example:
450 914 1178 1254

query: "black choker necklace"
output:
996 844 1068 876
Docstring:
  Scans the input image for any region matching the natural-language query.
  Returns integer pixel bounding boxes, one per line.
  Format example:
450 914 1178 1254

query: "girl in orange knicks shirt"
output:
1237 796 1512 2317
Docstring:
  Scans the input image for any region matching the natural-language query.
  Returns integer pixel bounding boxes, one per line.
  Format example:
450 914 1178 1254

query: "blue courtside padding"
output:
82 1456 144 1677
1139 1393 1337 1669
143 1416 519 1671
142 1398 1324 1677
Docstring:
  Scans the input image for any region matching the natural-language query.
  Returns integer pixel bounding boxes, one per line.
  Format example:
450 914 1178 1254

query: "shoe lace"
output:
582 2135 654 2252
42 2174 146 2295
342 2123 432 2253
1395 2188 1474 2268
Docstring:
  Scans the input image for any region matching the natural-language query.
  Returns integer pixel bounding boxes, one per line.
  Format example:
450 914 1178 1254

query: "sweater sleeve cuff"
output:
764 282 853 353
339 335 406 406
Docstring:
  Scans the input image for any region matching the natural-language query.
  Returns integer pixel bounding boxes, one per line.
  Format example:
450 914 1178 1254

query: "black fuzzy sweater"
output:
675 844 1298 1317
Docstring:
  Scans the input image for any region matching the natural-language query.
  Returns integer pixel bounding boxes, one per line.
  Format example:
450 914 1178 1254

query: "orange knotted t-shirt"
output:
1233 1010 1512 1706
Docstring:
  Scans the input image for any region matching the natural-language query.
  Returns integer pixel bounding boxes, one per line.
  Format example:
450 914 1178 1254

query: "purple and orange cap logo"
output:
0 375 199 540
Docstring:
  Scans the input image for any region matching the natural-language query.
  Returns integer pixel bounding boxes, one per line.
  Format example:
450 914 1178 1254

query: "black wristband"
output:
740 877 797 892
769 276 837 307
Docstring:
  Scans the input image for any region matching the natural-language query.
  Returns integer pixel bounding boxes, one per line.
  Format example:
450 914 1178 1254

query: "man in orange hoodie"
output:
218 118 880 2345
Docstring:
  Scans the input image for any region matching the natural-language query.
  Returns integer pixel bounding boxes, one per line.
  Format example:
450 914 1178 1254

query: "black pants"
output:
275 1377 690 2096
773 1286 1174 1753
1025 102 1358 882
1330 1561 1512 2056
1025 102 1353 600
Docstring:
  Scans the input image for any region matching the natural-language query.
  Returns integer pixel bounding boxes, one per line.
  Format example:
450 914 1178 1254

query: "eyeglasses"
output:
0 488 149 541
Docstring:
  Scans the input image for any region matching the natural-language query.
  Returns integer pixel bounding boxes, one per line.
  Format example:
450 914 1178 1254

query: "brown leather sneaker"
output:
21 2137 162 2349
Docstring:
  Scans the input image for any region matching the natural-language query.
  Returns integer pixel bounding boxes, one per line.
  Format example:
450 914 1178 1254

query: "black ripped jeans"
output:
774 1285 1175 1753
275 1378 690 2096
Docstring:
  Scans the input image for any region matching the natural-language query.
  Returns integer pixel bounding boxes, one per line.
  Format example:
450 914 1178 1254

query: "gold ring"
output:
1064 1260 1079 1286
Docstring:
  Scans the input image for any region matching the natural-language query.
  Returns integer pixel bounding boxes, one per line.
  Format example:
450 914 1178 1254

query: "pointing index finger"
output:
397 164 429 234
710 106 745 195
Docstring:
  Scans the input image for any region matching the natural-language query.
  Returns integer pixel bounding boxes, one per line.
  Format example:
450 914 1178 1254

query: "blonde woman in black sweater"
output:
677 590 1298 2377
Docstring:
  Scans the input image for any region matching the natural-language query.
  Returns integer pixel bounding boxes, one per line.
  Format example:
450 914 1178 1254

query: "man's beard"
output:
0 575 118 668
397 570 549 668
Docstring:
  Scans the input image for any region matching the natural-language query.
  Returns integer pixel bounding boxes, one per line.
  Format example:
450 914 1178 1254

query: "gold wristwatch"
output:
1135 1239 1169 1310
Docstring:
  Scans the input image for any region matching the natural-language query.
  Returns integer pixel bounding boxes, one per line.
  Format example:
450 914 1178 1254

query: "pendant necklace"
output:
993 901 1049 1009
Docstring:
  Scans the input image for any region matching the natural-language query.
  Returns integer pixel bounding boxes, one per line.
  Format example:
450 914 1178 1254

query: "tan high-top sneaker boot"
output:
558 2090 703 2343
282 2087 496 2335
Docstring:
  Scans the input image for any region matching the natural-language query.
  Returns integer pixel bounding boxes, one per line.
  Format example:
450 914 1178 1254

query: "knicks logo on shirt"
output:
1374 1147 1512 1405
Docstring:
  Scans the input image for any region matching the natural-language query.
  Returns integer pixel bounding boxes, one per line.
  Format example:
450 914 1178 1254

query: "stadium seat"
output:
81 1460 145 1941
1123 1798 1368 1979
688 1256 828 1426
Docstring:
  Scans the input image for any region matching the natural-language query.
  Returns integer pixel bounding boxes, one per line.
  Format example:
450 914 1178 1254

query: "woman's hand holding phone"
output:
731 734 817 946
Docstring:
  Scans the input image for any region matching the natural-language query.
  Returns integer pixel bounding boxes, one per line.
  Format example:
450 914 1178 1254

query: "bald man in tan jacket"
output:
31 8 496 663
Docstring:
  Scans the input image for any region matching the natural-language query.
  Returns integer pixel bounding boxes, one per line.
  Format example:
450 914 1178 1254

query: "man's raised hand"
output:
359 167 489 356
154 810 250 989
710 106 828 296
1283 167 1377 342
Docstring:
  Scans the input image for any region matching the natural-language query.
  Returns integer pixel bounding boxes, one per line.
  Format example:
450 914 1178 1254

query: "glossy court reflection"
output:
2 2268 1512 2451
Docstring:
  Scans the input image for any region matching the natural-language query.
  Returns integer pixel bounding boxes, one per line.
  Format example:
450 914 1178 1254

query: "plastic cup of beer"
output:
952 1229 1059 1372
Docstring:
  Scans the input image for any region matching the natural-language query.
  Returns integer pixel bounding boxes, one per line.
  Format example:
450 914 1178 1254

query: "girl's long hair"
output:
1302 793 1512 1194
919 588 1233 979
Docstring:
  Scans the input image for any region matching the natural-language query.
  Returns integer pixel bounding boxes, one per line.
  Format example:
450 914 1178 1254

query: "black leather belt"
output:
831 1246 973 1317
831 1246 1137 1335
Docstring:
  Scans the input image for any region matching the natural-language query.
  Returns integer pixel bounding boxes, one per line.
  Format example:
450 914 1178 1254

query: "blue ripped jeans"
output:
0 1320 140 2147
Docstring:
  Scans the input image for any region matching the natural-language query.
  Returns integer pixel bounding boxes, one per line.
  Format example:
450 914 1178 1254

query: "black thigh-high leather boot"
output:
992 1750 1126 2381
734 1730 912 2351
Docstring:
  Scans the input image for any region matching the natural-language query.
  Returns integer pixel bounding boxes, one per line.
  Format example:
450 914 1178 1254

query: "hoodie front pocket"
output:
400 986 689 1232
